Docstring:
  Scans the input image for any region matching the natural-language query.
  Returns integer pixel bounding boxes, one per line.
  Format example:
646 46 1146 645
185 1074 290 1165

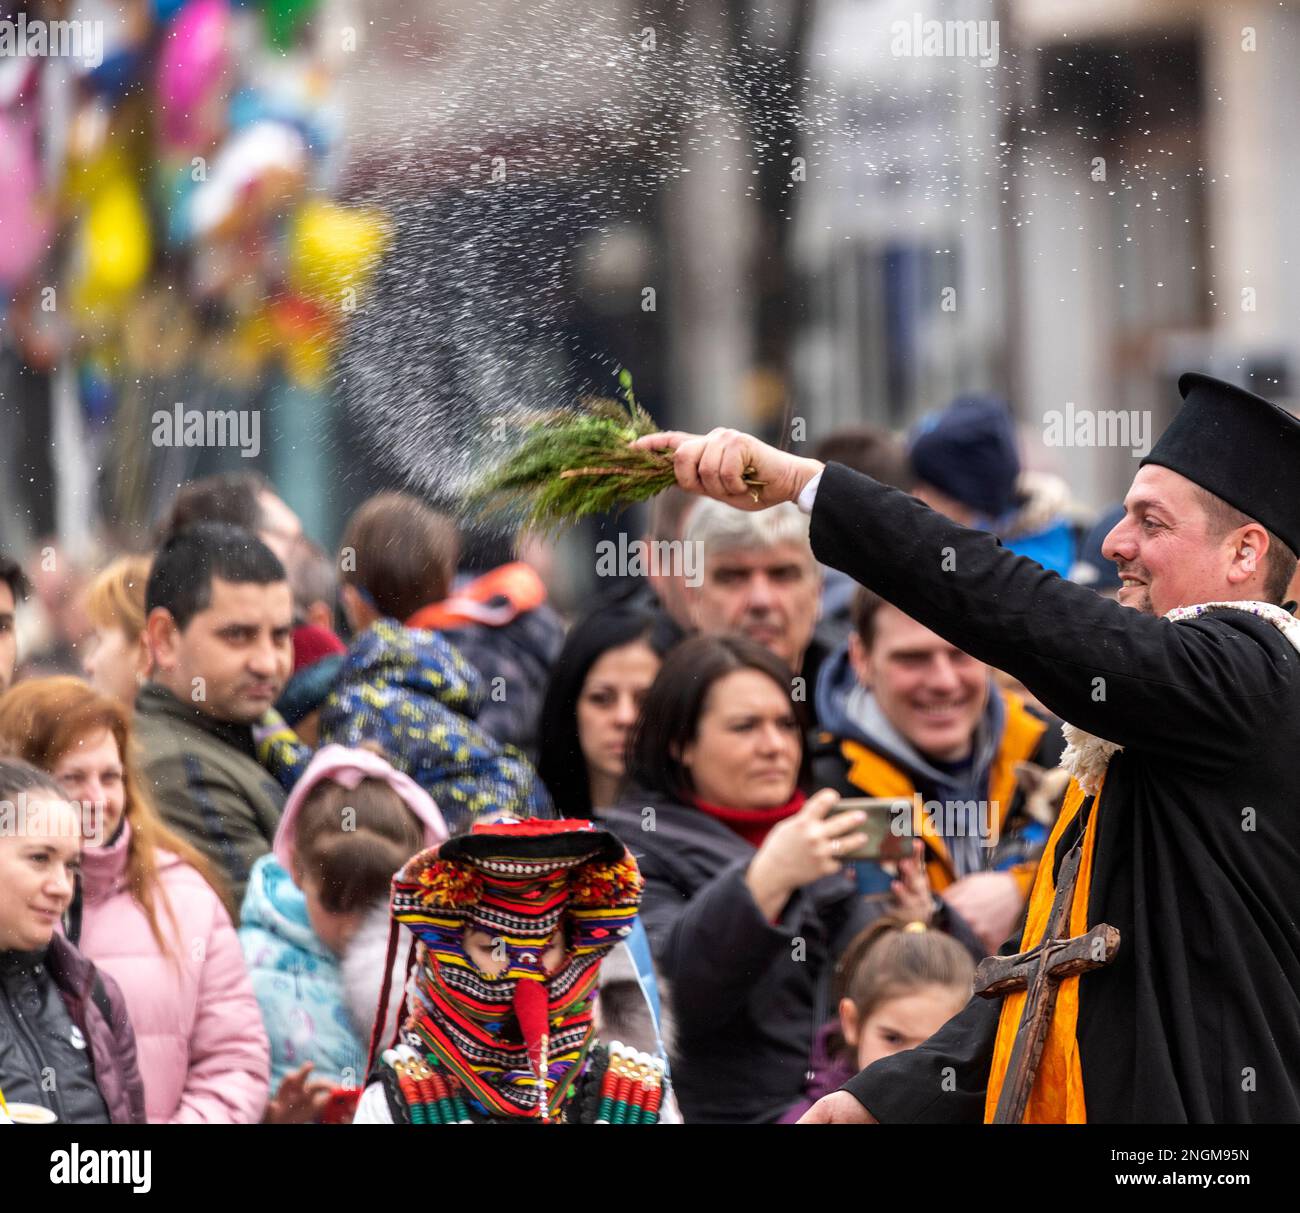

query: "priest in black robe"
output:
633 373 1300 1123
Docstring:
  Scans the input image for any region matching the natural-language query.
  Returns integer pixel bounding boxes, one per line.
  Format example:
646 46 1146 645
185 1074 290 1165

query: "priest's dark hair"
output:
851 585 888 649
626 632 811 806
1193 486 1299 606
147 523 287 632
535 606 670 818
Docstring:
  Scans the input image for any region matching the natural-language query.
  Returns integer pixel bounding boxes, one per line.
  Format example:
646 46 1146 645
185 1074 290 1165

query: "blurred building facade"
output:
792 0 1300 506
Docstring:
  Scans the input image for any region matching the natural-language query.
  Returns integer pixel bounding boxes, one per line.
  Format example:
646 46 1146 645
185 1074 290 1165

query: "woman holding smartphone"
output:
602 633 949 1124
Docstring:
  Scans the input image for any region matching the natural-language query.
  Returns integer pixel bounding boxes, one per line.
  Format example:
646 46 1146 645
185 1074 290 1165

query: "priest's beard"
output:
1115 565 1155 614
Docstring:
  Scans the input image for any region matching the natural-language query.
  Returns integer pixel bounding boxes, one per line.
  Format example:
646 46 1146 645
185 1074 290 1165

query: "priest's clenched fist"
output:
630 428 824 511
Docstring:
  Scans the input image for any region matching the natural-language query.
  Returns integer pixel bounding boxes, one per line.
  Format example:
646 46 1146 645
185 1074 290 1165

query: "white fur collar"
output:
1060 600 1300 795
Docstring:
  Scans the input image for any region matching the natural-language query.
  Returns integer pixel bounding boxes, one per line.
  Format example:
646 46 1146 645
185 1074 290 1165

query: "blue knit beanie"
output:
909 395 1021 518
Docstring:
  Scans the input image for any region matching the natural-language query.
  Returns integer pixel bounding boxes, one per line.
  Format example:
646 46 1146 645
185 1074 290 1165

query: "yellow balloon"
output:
78 178 151 304
289 200 389 305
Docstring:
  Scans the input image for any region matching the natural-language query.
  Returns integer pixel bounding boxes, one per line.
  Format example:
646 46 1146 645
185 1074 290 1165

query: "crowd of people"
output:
0 395 1172 1124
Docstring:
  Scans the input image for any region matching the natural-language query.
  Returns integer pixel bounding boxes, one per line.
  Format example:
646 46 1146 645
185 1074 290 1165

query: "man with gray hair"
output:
681 499 825 696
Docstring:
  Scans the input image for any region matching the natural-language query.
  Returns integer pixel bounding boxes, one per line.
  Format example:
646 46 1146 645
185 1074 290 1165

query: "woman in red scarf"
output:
602 633 931 1123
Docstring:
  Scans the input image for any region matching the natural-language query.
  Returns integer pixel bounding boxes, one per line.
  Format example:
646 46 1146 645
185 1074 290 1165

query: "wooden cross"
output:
973 840 1121 1123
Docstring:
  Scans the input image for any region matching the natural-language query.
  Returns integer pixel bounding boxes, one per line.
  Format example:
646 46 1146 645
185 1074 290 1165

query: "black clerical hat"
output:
1141 373 1300 555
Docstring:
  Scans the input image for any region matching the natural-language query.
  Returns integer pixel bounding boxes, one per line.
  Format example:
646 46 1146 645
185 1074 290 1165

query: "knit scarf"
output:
690 789 807 847
406 942 602 1120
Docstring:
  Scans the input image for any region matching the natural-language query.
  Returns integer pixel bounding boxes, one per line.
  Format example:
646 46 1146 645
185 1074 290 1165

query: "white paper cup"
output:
4 1103 58 1124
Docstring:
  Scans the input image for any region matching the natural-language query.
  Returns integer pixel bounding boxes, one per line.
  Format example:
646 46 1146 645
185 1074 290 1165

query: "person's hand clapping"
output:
630 428 824 512
745 788 867 922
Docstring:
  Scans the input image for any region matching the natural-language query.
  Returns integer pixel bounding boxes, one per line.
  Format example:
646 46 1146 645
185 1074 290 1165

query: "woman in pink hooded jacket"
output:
0 677 270 1123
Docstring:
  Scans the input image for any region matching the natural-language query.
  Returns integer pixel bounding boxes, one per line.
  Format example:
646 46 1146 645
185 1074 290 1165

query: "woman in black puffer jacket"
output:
0 759 145 1124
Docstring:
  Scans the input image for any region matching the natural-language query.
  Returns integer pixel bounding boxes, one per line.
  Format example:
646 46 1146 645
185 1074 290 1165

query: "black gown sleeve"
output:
840 990 1001 1123
809 463 1293 775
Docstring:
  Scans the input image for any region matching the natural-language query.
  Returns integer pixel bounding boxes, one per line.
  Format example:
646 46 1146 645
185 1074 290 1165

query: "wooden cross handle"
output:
1047 923 1121 979
974 923 1121 999
974 947 1040 999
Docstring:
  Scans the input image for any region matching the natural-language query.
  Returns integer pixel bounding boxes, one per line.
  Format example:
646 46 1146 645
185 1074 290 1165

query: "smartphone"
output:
825 797 915 862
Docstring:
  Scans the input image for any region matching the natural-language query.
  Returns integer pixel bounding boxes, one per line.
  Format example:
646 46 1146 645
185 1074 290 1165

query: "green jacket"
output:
133 683 285 916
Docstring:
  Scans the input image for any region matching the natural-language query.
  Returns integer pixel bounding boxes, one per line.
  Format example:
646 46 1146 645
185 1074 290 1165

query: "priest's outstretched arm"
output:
634 429 1290 770
806 461 1288 767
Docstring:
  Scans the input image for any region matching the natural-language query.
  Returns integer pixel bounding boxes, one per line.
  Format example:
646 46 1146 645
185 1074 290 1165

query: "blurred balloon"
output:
260 0 320 52
157 0 231 149
79 356 118 425
227 62 338 159
269 293 332 387
0 112 53 290
73 177 152 310
0 56 40 108
190 120 307 237
156 159 203 247
288 199 389 306
62 100 121 207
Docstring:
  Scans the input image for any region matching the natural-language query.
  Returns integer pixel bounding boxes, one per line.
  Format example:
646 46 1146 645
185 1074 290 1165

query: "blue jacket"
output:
278 620 551 834
238 854 365 1089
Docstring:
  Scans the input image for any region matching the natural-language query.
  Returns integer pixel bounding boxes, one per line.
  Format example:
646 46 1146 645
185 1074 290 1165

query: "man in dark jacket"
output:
0 760 146 1124
636 371 1300 1124
135 523 293 911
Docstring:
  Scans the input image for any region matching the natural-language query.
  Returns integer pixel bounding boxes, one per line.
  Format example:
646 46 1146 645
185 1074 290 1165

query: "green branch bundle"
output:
467 370 764 533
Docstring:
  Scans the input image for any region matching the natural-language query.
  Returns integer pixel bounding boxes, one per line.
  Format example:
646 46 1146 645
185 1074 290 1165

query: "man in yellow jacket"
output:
811 584 1065 954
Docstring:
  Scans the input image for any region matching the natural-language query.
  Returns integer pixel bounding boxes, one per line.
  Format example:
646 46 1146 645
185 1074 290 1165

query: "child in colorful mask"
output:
352 818 670 1124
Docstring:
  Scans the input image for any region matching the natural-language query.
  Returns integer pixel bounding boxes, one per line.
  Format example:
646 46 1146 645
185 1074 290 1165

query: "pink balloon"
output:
156 0 230 148
0 111 51 289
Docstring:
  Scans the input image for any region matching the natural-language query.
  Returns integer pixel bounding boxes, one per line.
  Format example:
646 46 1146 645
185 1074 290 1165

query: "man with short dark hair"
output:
133 523 294 910
0 554 29 694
